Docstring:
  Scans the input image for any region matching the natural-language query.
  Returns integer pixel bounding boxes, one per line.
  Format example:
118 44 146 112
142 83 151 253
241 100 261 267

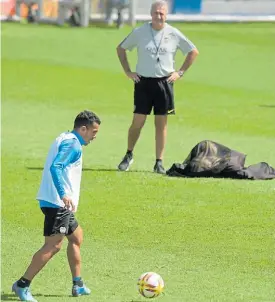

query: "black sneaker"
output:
118 153 133 171
153 162 166 174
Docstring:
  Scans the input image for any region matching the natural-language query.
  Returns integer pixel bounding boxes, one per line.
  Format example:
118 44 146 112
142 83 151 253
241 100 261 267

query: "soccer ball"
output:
137 272 164 299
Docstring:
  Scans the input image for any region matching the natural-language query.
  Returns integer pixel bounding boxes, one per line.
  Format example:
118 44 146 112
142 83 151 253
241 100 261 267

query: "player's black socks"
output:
156 159 162 164
73 277 83 287
127 150 133 156
17 277 31 288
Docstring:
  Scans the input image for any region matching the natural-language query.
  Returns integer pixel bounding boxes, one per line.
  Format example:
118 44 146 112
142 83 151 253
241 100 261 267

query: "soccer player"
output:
117 0 199 174
12 110 101 302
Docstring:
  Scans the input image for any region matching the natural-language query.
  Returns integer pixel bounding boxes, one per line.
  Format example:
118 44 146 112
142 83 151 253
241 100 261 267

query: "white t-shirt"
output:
120 22 196 78
37 132 83 212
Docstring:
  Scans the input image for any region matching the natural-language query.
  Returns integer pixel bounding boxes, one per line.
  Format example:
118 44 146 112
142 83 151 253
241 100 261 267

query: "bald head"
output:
151 1 168 14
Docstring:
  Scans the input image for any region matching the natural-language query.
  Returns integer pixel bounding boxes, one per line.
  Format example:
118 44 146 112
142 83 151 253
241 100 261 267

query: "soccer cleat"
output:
12 282 37 302
72 284 91 297
153 162 166 175
118 153 134 171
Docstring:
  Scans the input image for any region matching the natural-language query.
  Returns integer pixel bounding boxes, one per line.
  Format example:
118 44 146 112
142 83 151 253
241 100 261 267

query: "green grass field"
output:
1 22 275 302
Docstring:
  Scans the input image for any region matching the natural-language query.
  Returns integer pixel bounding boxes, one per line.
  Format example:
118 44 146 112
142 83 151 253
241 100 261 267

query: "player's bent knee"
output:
43 237 64 255
53 243 63 253
68 234 83 246
73 238 83 247
67 227 83 246
71 234 83 246
47 242 63 255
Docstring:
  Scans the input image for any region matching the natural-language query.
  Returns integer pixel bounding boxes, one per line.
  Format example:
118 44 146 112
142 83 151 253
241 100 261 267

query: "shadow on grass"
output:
26 167 153 173
259 105 275 108
1 292 144 301
88 21 119 30
122 300 144 302
1 292 69 300
1 293 18 301
35 293 69 298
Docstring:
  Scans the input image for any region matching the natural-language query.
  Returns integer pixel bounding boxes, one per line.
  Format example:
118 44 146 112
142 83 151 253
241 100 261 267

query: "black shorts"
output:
134 76 175 115
41 207 78 236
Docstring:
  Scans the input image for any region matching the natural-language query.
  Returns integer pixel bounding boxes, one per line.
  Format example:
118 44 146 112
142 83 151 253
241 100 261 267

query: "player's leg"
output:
12 234 64 302
128 113 147 152
118 78 152 171
154 115 168 174
23 234 64 280
67 226 83 279
66 218 91 297
12 207 69 301
118 113 147 171
153 79 175 174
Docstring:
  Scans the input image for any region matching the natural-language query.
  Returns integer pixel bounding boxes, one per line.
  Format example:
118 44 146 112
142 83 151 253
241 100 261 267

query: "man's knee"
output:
51 242 63 254
130 122 144 131
67 226 83 246
43 236 64 255
131 115 147 129
154 115 167 129
70 236 83 247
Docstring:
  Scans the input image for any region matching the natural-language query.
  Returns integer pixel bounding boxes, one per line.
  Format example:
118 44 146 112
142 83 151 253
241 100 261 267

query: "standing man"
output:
105 0 130 28
12 110 101 302
117 0 199 174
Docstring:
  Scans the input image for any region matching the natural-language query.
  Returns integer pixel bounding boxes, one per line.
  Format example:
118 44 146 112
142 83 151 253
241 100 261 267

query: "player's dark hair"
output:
74 110 101 129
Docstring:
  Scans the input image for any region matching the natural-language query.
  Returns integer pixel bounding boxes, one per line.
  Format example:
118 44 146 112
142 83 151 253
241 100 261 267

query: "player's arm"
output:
178 48 199 75
50 139 81 210
177 29 199 75
117 29 140 82
167 32 199 83
117 46 131 74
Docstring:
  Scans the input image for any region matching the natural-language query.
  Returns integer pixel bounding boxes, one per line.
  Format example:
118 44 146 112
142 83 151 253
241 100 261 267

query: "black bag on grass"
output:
166 140 275 180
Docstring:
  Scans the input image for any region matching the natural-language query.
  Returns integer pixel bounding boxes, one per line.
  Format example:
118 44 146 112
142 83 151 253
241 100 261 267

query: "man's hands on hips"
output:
125 71 182 83
126 71 140 83
62 196 75 212
167 71 182 84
